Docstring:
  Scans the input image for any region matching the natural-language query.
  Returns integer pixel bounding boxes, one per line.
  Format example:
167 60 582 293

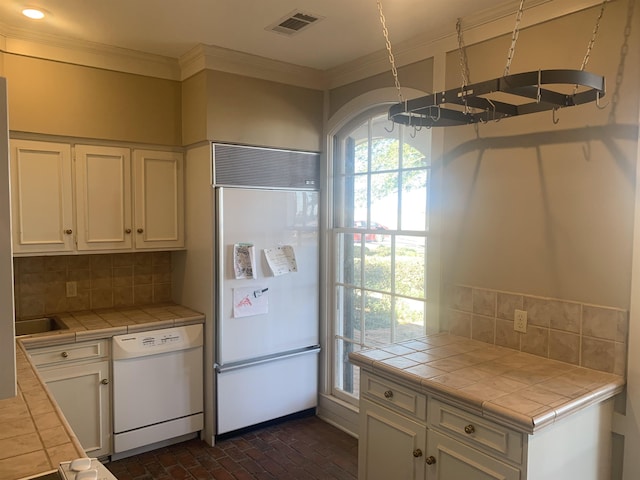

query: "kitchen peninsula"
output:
0 303 204 480
350 333 624 480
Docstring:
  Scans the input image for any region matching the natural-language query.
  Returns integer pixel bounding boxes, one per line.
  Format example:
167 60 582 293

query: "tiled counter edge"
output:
0 341 85 480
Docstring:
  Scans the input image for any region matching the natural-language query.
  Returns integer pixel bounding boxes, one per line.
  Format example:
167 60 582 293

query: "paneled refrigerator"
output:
212 144 320 436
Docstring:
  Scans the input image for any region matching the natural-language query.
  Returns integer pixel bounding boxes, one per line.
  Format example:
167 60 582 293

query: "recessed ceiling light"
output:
22 8 46 20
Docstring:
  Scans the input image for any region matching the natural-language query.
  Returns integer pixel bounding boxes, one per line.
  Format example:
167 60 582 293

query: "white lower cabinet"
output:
29 340 111 458
358 370 614 480
359 398 426 480
426 430 519 480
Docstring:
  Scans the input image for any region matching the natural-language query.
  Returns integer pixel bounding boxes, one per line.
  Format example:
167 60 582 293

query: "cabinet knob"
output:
426 456 437 465
125 228 132 234
61 351 69 358
384 390 393 399
64 229 73 235
412 449 423 458
137 228 144 234
464 424 475 434
101 378 109 385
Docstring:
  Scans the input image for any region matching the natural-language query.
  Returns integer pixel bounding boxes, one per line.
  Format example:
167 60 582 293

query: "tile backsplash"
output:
444 284 628 376
14 252 173 319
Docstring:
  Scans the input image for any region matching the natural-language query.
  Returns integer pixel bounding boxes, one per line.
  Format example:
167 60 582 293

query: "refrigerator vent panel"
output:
213 144 320 190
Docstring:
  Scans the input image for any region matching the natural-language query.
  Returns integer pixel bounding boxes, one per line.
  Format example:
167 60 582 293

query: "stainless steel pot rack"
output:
388 69 606 127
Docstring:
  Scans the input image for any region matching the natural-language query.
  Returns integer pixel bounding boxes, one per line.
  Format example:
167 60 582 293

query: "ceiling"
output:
0 0 522 71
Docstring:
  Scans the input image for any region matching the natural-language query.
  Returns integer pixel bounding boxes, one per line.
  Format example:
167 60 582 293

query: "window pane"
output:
404 129 431 167
364 243 391 292
395 236 426 298
364 291 392 346
353 137 369 174
403 142 429 168
371 114 396 138
354 174 368 221
337 286 361 343
401 170 428 231
371 138 399 172
371 172 398 230
334 338 361 397
338 233 362 287
395 298 426 341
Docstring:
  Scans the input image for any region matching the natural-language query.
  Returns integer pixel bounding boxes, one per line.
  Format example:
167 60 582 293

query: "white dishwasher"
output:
112 324 203 458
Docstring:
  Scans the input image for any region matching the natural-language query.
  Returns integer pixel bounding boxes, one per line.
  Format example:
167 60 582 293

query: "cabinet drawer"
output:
428 398 523 464
29 339 109 367
361 371 427 421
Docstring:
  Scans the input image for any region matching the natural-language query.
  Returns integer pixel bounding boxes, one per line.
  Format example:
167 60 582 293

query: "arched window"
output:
330 105 434 402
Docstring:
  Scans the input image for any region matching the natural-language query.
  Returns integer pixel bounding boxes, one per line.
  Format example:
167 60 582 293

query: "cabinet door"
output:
75 145 132 251
39 360 111 458
426 430 520 480
10 140 74 253
133 149 184 249
359 398 426 480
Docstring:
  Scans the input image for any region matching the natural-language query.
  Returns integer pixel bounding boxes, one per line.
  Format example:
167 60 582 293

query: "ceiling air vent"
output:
267 10 324 36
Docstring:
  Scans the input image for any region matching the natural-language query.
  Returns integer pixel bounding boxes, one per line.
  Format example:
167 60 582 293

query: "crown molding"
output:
179 44 327 90
324 0 606 89
0 24 181 80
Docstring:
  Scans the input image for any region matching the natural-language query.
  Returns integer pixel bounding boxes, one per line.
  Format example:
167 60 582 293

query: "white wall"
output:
622 97 640 480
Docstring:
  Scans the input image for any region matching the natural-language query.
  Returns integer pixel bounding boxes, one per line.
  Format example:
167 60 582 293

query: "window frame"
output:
328 104 435 405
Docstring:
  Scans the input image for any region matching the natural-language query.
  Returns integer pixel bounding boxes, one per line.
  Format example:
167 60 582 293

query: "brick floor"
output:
106 416 358 480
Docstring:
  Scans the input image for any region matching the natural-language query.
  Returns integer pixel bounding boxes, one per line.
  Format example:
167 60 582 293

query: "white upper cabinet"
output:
9 140 184 255
10 140 74 254
133 149 184 249
75 145 132 251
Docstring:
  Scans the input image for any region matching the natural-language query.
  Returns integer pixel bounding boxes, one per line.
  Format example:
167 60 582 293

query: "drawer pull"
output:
413 449 422 458
464 424 475 434
384 390 394 399
426 456 437 465
101 378 109 385
61 351 69 358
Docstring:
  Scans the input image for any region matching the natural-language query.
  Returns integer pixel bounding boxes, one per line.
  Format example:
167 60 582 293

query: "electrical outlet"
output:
66 281 77 298
514 309 527 333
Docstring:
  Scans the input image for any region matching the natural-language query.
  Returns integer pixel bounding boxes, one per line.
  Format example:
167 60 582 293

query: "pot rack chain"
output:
377 0 404 103
580 0 609 72
503 0 526 76
456 18 472 115
573 0 609 97
456 19 471 88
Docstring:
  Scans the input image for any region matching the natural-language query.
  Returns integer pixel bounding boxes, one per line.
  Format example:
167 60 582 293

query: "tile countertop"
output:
0 303 205 480
349 333 625 434
17 303 205 348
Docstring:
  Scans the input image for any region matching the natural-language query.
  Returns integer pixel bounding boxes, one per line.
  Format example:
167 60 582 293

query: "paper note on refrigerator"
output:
233 286 269 318
264 245 298 276
233 243 257 279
